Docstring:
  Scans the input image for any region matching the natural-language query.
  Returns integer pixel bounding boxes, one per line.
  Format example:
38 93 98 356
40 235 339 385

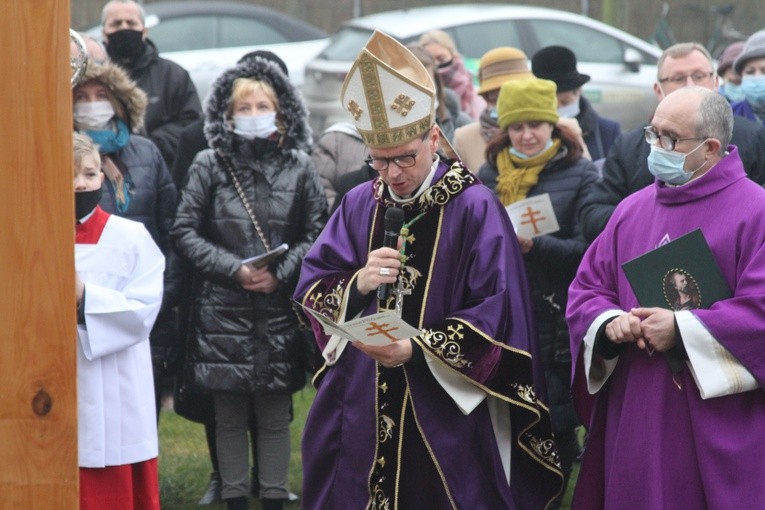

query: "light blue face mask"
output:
721 81 746 103
233 112 277 140
646 141 707 185
509 139 553 159
487 106 498 120
557 101 580 119
740 75 765 110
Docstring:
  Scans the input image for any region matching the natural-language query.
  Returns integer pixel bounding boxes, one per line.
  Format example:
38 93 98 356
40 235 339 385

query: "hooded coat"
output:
171 57 328 394
78 62 177 256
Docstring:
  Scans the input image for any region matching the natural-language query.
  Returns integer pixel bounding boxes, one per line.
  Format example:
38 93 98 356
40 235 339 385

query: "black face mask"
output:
75 188 102 221
105 29 145 64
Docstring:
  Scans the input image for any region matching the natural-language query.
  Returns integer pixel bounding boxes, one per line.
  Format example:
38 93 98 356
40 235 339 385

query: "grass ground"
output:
157 386 576 509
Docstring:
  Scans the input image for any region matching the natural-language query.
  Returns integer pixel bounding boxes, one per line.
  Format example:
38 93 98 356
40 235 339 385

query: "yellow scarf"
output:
495 139 561 206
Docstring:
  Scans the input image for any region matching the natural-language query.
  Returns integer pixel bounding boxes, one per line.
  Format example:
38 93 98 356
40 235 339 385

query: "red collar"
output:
76 207 111 244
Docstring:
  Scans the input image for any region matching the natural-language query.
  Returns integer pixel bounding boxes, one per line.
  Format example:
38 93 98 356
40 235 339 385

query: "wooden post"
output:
0 1 78 507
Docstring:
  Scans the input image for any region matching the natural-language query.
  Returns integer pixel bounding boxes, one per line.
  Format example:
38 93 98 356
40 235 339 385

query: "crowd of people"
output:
70 1 765 508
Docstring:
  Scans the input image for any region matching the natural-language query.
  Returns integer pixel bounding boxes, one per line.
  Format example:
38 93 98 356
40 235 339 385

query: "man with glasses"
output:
567 85 765 509
579 42 765 242
294 31 562 509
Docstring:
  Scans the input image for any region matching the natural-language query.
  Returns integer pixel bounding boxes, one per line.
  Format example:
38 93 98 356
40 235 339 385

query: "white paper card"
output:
505 193 559 238
303 308 421 346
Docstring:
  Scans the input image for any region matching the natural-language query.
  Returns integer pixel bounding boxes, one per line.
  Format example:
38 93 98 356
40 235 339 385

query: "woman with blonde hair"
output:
419 29 485 119
171 54 327 510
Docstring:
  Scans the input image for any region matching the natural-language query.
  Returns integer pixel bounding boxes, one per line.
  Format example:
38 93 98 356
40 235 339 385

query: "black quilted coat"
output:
171 57 328 394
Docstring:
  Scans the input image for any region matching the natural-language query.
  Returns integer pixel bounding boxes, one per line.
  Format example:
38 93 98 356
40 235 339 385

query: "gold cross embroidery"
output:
347 100 363 121
391 94 415 116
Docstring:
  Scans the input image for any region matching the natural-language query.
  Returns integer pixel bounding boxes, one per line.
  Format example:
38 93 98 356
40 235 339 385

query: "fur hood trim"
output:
79 62 147 133
204 56 312 155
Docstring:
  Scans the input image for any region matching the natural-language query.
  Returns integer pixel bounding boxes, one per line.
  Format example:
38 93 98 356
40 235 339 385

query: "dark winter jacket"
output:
171 56 328 395
479 148 598 431
578 116 765 242
100 135 177 255
576 96 621 161
127 39 202 168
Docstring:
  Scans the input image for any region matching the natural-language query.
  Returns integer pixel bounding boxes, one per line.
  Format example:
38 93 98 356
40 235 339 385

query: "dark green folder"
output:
621 229 731 373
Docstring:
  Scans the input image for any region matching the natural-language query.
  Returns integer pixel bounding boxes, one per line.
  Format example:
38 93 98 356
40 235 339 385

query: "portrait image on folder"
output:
242 243 289 270
621 229 731 312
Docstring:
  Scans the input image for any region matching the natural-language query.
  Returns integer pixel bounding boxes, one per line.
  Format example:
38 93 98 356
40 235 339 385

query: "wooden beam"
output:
0 1 78 507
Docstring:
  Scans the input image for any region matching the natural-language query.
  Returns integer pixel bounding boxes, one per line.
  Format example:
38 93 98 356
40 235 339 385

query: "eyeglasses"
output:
364 139 426 172
643 126 704 151
657 72 713 85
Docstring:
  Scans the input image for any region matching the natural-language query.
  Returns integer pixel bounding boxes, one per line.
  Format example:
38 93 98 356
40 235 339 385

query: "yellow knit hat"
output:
497 78 559 129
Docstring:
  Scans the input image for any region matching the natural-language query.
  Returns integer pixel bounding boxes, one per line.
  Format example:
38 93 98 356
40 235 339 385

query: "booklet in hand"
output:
505 193 560 238
301 306 421 346
242 243 288 270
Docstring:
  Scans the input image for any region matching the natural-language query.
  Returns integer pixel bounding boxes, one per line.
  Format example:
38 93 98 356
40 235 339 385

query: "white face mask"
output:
233 112 277 140
557 101 580 119
74 100 115 129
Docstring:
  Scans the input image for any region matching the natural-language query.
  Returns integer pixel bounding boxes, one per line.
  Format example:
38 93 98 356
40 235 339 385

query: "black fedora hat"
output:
531 45 590 93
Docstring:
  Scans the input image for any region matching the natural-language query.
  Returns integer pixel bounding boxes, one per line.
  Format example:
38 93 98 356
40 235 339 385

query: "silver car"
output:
86 1 329 102
303 4 662 134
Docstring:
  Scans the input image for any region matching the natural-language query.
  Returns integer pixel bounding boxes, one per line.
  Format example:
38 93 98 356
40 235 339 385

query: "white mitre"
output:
340 30 436 149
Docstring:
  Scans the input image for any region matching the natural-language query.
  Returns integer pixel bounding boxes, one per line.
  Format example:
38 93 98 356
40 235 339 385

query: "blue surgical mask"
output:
557 101 580 119
487 106 498 120
509 139 553 159
721 81 746 103
740 75 765 109
647 141 707 185
233 112 277 140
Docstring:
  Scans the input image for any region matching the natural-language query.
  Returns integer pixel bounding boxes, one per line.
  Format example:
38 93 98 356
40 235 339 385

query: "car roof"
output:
345 3 659 55
143 1 327 38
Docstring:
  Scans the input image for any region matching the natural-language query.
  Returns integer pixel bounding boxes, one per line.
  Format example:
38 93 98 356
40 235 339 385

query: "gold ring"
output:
379 267 391 277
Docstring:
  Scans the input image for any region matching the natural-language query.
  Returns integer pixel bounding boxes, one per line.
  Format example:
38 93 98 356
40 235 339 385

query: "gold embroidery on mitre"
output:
348 100 363 121
342 31 436 149
391 94 415 116
359 116 433 149
358 52 387 132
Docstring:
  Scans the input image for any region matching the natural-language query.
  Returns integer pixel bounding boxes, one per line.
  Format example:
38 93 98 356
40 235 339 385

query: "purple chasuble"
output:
567 146 765 509
295 160 563 509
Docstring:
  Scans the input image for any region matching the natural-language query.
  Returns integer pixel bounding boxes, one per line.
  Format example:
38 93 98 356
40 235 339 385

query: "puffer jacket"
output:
478 147 598 432
171 56 328 394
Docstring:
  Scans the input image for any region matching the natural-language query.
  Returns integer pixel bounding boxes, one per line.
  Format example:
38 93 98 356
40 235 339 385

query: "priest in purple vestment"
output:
567 86 765 509
294 30 563 509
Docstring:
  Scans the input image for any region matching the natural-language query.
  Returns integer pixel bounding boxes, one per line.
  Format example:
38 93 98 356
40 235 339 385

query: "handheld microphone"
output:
377 207 405 302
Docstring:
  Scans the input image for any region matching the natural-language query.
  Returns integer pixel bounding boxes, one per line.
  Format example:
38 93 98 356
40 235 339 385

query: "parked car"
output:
303 4 662 134
86 1 329 101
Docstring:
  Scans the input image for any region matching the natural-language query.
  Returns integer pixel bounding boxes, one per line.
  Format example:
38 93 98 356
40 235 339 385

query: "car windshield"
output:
317 27 374 61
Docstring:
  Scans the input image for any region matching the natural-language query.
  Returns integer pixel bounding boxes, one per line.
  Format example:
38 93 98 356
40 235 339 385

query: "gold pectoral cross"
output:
392 278 411 317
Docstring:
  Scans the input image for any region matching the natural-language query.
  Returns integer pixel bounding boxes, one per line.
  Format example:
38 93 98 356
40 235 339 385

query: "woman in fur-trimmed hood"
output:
72 61 176 251
171 55 327 510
